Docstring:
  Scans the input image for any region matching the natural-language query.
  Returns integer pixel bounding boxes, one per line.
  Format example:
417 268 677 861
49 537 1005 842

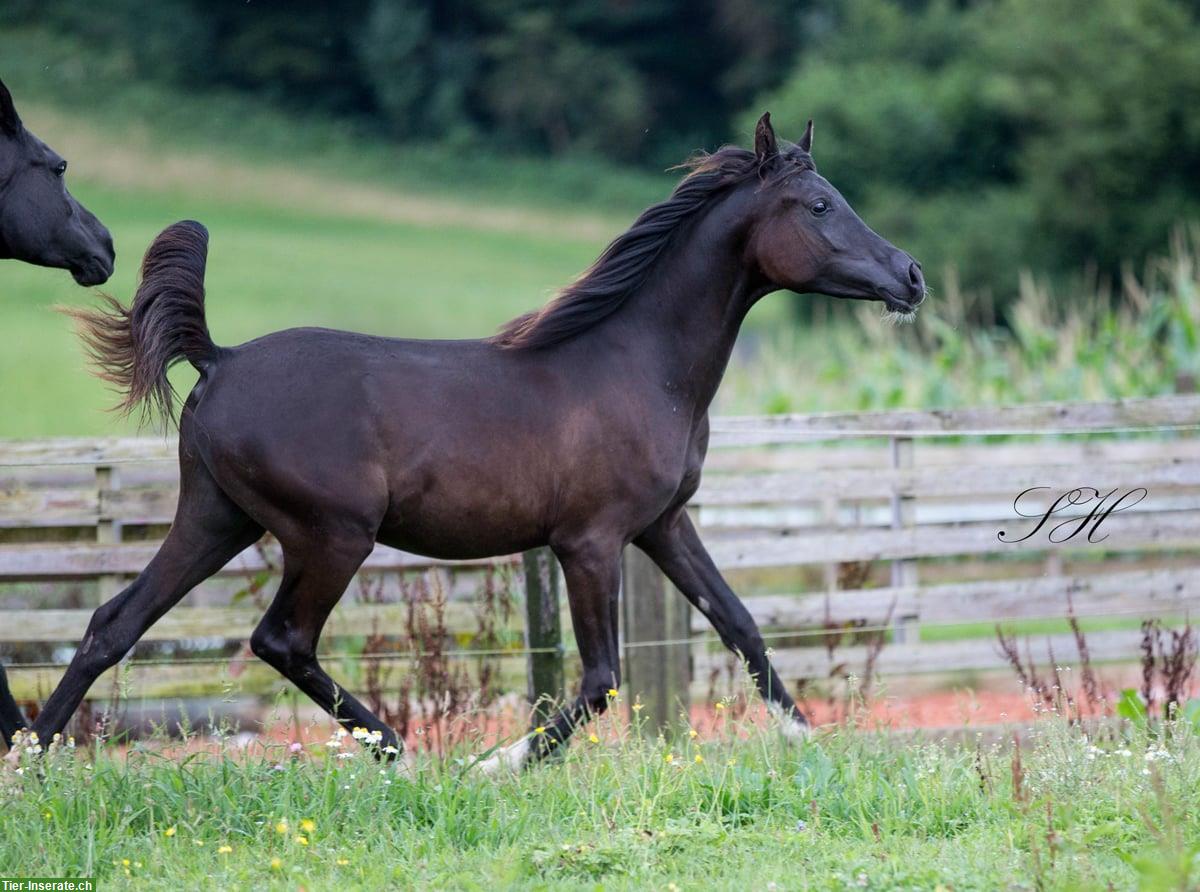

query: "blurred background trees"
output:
2 0 1199 306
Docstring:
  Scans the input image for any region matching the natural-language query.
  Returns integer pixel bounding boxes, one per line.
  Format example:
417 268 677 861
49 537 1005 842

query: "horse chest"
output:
676 421 710 501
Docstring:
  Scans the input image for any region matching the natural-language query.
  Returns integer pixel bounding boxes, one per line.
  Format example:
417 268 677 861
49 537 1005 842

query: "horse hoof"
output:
390 752 417 778
475 735 531 776
769 703 811 745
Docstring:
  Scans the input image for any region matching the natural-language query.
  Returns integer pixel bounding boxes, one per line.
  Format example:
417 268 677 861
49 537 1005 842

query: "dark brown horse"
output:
10 115 923 768
0 75 116 751
0 77 114 285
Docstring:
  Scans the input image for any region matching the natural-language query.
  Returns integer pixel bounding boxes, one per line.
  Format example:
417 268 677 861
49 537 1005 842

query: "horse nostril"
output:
907 261 925 301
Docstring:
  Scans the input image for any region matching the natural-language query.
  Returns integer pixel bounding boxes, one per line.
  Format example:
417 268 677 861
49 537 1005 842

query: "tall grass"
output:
2 706 1198 890
724 229 1200 414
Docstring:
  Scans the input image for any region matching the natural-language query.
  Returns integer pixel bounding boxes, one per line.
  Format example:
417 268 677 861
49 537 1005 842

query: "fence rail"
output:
1 394 1198 722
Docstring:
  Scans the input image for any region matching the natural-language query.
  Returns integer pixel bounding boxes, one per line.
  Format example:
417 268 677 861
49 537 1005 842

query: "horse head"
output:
0 77 114 286
745 113 925 318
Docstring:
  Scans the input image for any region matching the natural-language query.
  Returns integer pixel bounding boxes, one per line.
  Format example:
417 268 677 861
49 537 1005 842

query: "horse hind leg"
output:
14 460 263 749
249 538 402 757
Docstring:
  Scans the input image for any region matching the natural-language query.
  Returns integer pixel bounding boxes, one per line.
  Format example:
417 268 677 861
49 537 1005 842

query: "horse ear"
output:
754 112 778 163
798 119 813 154
0 77 20 136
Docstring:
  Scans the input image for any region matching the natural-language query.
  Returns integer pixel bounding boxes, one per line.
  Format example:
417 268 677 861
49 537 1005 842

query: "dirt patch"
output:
58 687 1058 763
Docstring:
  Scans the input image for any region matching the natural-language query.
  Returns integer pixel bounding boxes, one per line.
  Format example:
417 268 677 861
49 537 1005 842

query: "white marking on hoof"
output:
768 703 811 745
475 735 531 776
390 751 417 778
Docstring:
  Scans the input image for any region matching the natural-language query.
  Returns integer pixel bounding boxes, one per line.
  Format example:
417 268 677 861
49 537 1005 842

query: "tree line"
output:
6 0 1200 300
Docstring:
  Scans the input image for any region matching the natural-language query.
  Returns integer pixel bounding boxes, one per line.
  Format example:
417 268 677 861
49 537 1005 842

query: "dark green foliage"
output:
355 0 479 141
754 0 1200 299
5 0 1200 300
1 0 799 163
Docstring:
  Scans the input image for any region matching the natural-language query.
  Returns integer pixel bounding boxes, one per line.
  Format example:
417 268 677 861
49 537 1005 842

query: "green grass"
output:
920 615 1189 644
0 86 803 438
2 713 1199 890
0 42 802 438
0 25 685 438
2 22 1196 438
0 178 607 437
0 26 669 217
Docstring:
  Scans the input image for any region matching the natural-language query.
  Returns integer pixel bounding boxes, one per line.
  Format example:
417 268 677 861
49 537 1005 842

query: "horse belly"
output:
375 475 547 561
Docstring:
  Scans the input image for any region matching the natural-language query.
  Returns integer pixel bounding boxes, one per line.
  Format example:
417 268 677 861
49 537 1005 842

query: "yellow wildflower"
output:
270 857 283 871
607 689 618 699
664 753 674 763
295 835 309 847
164 826 176 838
588 734 600 744
218 845 233 855
337 858 350 866
275 820 289 835
300 819 315 834
715 702 726 711
689 729 698 738
694 754 704 764
534 726 546 735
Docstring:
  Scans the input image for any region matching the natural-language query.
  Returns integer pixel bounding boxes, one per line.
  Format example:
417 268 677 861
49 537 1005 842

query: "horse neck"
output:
606 193 766 414
0 141 17 258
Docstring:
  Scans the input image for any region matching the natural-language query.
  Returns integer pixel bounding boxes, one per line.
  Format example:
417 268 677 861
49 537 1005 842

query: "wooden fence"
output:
1 394 1198 726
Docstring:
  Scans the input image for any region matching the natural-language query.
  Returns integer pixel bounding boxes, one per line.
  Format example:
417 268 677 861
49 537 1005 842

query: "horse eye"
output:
54 160 67 178
810 199 830 216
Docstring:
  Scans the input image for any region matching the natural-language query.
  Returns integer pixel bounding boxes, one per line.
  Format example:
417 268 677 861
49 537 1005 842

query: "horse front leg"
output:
635 508 809 741
478 536 622 773
0 666 29 749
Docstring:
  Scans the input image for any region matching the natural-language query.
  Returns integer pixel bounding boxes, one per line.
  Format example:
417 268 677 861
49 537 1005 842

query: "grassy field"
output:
0 104 650 437
0 34 791 439
3 26 1197 437
2 711 1198 890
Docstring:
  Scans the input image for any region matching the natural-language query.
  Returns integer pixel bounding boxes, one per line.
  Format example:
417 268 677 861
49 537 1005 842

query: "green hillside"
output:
0 104 682 437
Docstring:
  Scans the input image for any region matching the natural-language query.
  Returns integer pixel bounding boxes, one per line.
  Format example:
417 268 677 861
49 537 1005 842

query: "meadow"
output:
3 68 1197 436
3 23 1200 892
1 706 1198 891
0 101 650 437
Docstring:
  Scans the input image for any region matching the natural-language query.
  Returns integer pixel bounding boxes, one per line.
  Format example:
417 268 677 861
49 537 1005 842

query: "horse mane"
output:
490 143 813 350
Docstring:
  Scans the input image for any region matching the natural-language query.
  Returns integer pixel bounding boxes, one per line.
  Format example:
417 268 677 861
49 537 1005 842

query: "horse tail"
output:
64 220 219 427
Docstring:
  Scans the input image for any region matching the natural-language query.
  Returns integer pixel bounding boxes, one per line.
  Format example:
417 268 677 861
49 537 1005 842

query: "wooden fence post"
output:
888 436 919 644
95 464 122 603
621 547 690 733
522 548 563 722
821 494 839 594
